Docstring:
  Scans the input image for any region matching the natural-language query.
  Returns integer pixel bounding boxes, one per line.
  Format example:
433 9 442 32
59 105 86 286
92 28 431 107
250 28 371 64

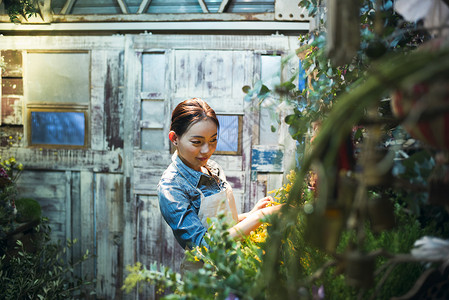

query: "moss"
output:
14 198 41 223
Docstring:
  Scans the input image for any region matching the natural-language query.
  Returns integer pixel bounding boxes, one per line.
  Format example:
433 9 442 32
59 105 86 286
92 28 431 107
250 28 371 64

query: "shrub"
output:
0 218 94 300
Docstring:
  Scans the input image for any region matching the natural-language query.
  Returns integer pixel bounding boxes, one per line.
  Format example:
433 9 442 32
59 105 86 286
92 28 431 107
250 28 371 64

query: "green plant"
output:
14 197 42 223
0 155 24 240
3 0 39 23
125 1 449 298
123 213 273 299
0 218 94 300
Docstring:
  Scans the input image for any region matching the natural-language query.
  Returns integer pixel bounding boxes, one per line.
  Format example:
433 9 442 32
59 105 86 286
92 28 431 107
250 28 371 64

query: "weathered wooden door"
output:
127 34 298 299
0 36 129 299
131 46 256 272
1 34 298 300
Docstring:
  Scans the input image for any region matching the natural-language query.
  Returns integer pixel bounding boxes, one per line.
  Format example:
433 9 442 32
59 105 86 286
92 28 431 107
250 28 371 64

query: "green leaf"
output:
259 84 270 96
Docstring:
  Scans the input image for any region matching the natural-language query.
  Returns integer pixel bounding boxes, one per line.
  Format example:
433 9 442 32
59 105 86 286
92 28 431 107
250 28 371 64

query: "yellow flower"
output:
249 223 269 244
267 199 281 207
286 170 296 183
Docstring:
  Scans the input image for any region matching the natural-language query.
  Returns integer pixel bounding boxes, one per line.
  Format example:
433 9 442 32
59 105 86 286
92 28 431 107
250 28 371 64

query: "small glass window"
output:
142 53 165 96
29 110 87 147
261 55 281 90
141 129 164 151
260 54 281 145
216 115 242 155
27 52 90 105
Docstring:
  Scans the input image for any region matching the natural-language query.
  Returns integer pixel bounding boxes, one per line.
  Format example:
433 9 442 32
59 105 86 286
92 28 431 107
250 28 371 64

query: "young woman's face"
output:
171 119 218 172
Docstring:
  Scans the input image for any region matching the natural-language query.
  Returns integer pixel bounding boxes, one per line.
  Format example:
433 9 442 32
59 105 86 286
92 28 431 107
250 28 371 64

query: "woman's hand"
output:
229 203 284 239
258 202 284 218
250 196 273 214
238 196 274 222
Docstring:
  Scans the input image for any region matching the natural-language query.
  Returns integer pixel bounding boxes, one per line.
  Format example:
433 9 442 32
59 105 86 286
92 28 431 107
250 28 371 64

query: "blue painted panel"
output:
251 146 283 172
298 60 306 91
31 111 85 146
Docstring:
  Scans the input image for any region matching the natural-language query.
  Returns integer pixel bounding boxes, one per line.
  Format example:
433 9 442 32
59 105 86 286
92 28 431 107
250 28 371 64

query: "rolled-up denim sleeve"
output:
157 180 208 250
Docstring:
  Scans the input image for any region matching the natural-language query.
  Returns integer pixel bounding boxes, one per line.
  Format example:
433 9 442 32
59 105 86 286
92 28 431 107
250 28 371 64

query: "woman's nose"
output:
200 143 210 153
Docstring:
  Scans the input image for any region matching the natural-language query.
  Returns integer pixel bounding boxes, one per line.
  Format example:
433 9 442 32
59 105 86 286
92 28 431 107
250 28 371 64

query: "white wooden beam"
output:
60 0 76 15
0 21 310 32
137 0 152 14
46 12 278 22
116 0 129 14
197 0 209 13
218 0 230 13
38 0 52 22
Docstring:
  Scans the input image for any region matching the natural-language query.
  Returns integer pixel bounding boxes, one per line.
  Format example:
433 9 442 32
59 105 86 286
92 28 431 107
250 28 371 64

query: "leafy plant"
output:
0 218 94 300
3 0 39 23
1 153 94 299
123 211 291 299
0 155 24 240
125 1 449 299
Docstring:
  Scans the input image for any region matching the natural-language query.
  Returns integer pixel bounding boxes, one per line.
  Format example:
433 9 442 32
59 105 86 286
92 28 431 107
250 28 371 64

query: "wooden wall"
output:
0 34 298 299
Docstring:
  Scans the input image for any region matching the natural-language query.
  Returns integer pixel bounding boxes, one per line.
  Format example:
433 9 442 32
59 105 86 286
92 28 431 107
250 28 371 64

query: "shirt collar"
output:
171 151 220 188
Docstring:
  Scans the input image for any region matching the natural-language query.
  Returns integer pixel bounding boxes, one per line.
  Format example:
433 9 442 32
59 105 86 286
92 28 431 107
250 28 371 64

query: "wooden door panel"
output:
16 170 68 242
95 173 124 299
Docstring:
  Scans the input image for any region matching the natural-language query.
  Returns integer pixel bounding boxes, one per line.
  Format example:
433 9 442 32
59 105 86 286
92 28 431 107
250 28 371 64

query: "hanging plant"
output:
3 0 39 23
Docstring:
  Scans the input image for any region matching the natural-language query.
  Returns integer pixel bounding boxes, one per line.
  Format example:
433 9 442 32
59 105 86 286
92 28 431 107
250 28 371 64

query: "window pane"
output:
27 52 90 104
260 55 281 145
142 53 165 95
261 55 281 90
31 111 85 146
141 129 164 150
141 100 165 127
216 115 239 153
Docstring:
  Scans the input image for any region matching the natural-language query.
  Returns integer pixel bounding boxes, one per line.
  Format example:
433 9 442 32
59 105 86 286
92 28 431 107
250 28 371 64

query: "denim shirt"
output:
157 152 228 250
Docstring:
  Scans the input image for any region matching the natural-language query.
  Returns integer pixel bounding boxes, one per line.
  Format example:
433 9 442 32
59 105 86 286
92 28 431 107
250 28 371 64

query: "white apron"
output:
180 184 239 274
197 185 238 228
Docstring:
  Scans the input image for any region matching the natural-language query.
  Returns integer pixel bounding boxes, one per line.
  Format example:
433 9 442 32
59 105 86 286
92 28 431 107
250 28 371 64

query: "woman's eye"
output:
210 138 217 143
191 140 201 145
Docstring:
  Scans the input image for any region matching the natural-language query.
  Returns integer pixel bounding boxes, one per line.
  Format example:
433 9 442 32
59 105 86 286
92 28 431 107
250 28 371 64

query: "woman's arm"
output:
229 204 283 239
158 180 209 250
237 196 273 222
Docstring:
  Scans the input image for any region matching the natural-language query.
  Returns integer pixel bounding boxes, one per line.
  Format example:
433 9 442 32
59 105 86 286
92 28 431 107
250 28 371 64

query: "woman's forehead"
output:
184 119 217 137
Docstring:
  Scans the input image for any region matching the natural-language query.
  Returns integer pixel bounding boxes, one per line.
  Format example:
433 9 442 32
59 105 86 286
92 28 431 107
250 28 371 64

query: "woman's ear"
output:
169 131 178 146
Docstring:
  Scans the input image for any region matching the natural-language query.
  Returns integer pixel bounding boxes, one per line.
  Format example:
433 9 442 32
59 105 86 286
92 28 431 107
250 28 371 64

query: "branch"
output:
306 259 338 284
370 262 398 300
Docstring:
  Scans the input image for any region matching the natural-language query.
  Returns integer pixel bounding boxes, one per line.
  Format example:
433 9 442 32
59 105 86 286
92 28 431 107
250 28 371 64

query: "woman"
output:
158 98 282 252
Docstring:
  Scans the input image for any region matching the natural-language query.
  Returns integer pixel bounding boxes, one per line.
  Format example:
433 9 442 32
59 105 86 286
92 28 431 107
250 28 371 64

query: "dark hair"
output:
170 98 219 137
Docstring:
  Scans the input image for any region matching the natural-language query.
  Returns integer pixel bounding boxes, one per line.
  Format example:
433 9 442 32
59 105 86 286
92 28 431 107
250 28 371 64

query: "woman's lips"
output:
197 157 208 162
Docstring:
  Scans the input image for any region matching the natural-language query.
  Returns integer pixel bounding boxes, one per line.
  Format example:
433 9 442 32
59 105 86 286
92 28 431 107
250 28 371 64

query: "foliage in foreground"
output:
123 173 444 299
123 215 266 299
0 218 95 300
123 1 449 298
